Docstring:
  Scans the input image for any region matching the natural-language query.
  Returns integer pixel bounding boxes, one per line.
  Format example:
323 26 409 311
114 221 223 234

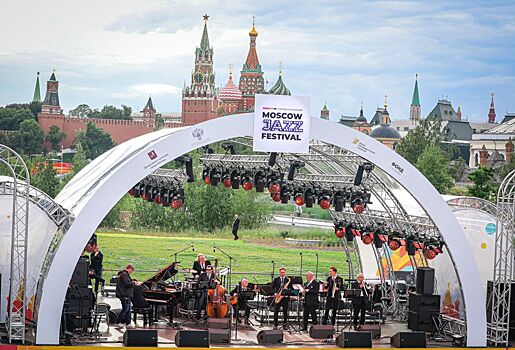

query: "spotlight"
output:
176 156 195 182
161 189 172 206
242 174 254 190
333 192 345 212
254 171 265 192
268 152 278 167
202 145 214 154
280 185 291 204
153 189 162 205
171 198 183 209
351 196 366 214
271 193 281 202
287 161 305 181
423 247 437 260
406 236 417 256
221 142 236 155
361 234 373 245
388 238 401 251
354 164 365 186
344 223 354 242
373 229 387 248
202 168 211 185
304 189 314 208
268 181 281 194
210 169 221 186
294 192 305 206
334 222 345 239
318 194 331 210
223 175 232 188
230 170 240 189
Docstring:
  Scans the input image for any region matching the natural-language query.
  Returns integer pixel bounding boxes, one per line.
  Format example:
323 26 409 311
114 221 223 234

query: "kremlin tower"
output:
181 14 218 124
488 93 496 123
141 96 156 127
41 71 62 115
409 74 421 124
238 17 265 112
218 65 243 116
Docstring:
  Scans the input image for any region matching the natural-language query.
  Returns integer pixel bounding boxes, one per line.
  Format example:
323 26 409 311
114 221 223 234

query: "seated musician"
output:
192 253 211 277
195 265 217 320
301 271 320 331
230 278 253 325
351 273 372 329
272 267 291 329
131 283 153 324
322 266 344 326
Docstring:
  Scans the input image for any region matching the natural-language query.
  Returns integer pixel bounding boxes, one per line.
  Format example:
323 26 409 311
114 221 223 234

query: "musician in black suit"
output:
322 266 344 325
192 253 211 277
230 278 254 324
351 273 372 329
272 267 291 329
301 271 320 331
195 265 216 319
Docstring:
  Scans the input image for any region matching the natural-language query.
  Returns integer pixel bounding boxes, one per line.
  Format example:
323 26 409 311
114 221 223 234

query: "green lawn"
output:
97 232 351 284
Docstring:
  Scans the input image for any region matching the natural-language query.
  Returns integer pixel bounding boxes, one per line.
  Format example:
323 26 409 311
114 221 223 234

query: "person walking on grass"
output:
232 214 240 240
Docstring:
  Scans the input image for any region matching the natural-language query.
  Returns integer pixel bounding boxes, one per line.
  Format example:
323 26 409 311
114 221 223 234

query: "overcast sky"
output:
1 0 514 122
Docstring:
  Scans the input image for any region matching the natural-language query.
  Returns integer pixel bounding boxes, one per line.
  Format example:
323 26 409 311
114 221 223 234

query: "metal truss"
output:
446 196 499 218
0 145 30 343
141 168 188 187
488 170 515 346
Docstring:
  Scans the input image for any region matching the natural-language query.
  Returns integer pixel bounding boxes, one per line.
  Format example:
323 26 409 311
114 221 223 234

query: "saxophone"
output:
275 277 290 304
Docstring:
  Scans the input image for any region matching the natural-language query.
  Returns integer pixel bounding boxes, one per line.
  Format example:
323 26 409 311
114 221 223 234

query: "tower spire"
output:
200 14 210 50
410 74 421 123
411 74 420 106
488 92 496 123
32 72 41 103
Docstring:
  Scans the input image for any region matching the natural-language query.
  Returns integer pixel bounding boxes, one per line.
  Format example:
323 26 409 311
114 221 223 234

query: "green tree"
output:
415 144 454 193
75 122 115 159
396 119 443 164
46 125 66 151
12 119 45 154
154 114 165 131
0 107 35 130
31 160 60 198
57 142 89 191
69 104 93 118
89 105 132 120
467 166 496 201
5 102 41 119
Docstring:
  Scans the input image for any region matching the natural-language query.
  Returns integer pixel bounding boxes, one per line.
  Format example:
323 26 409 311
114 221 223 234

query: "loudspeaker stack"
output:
257 330 283 344
336 332 372 348
175 330 209 347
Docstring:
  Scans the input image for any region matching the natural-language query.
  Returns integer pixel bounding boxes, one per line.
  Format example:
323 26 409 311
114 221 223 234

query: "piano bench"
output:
132 306 153 326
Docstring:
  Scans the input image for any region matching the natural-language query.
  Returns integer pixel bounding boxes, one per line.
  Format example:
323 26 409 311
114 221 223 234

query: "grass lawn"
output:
97 232 351 284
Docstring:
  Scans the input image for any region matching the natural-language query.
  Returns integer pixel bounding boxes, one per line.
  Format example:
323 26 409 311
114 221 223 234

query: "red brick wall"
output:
39 114 191 149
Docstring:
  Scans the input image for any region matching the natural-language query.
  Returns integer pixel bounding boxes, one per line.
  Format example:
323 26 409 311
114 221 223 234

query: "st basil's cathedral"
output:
181 15 291 124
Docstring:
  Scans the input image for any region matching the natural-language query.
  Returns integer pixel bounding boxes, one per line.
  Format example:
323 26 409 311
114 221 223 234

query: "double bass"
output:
206 259 229 318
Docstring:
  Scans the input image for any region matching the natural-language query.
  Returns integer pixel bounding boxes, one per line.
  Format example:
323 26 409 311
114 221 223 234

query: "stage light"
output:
318 194 331 210
269 181 281 194
271 193 281 202
423 247 437 260
230 170 240 189
154 192 162 205
351 197 365 214
388 239 401 251
210 169 221 186
221 142 237 155
254 171 265 192
242 180 254 191
333 192 345 212
202 145 214 154
280 185 291 204
406 237 417 256
294 193 305 206
304 189 314 208
223 177 232 188
335 228 345 239
344 223 355 242
171 198 183 209
287 161 305 181
202 168 211 185
176 156 195 182
361 234 373 245
373 231 383 248
354 164 365 186
268 152 278 167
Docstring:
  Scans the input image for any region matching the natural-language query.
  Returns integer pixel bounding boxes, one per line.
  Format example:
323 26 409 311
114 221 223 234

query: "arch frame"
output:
36 114 486 346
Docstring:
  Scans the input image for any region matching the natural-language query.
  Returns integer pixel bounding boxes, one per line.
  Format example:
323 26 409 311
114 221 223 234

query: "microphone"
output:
192 245 195 252
213 247 216 253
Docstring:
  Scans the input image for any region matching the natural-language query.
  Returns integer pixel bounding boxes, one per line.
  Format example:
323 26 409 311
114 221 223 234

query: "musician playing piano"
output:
230 278 253 324
351 273 372 329
322 266 344 326
301 271 320 331
195 265 217 320
272 267 291 329
192 253 211 277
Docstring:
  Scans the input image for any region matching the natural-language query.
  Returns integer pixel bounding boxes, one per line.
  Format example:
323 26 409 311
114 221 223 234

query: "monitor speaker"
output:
309 325 334 339
209 329 230 344
391 331 426 348
175 330 209 347
71 257 89 287
416 267 435 295
257 330 283 344
123 329 158 347
336 332 372 348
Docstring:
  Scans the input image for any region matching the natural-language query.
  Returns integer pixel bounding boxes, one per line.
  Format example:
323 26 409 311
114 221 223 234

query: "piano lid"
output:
142 262 178 287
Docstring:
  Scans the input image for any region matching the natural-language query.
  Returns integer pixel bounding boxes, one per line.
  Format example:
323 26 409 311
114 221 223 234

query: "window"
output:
404 127 409 131
396 127 400 131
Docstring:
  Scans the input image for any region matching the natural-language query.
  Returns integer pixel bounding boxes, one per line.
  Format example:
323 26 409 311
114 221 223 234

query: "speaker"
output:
309 325 334 339
123 329 158 347
416 267 435 295
337 332 372 348
391 332 426 348
359 324 381 339
175 330 209 347
208 317 230 329
257 330 283 344
408 293 440 332
209 329 230 344
71 257 90 287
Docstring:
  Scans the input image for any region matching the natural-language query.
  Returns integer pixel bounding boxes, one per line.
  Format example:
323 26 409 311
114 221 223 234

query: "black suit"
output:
230 284 254 320
351 281 372 326
195 271 216 319
272 276 291 327
192 260 212 277
232 218 240 239
323 275 344 325
302 279 320 329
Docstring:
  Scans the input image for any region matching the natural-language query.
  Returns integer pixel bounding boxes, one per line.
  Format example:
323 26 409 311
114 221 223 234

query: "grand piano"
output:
140 262 182 324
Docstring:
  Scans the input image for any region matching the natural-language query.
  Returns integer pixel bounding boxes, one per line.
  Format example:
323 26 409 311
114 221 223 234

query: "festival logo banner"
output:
253 94 311 154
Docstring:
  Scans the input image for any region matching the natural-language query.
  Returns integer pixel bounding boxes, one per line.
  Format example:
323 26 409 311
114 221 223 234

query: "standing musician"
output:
230 278 253 324
322 266 344 325
301 271 320 331
272 267 291 329
195 265 217 320
351 273 372 329
192 253 211 277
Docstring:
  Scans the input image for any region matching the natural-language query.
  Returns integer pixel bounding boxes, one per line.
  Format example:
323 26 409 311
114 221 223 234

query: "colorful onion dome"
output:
219 68 242 101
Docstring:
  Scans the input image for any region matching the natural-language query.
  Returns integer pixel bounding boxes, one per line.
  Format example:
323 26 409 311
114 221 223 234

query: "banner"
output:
253 94 311 154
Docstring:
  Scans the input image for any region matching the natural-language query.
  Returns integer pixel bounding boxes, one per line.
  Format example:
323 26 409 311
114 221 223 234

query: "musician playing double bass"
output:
351 273 372 329
272 267 291 329
195 265 217 320
301 271 319 331
322 266 344 325
229 278 253 324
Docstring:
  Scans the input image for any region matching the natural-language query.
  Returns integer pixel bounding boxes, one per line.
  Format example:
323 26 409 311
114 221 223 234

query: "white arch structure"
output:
36 114 486 346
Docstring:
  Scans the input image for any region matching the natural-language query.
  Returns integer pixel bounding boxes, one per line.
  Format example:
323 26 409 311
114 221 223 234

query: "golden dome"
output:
249 16 258 36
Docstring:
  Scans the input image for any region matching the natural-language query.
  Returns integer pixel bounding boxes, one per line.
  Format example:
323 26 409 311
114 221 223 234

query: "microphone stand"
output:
299 252 303 277
271 260 276 281
213 246 237 290
170 244 194 281
315 253 319 279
